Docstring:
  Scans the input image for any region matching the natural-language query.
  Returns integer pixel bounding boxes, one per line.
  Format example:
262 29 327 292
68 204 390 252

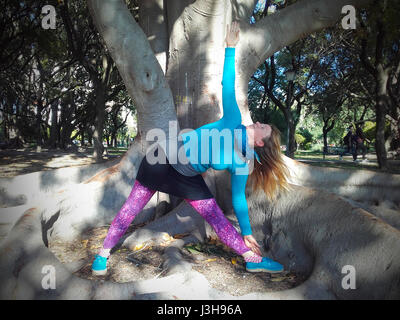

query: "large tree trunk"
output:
2 110 8 142
323 130 328 155
35 102 43 148
49 100 59 149
286 117 297 158
34 57 45 149
165 0 232 129
322 119 335 157
387 61 400 156
92 81 106 161
59 98 75 149
375 66 389 169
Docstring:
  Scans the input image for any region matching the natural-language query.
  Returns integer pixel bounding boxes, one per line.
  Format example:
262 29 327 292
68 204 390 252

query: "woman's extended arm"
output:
231 170 262 256
221 22 242 128
231 171 251 236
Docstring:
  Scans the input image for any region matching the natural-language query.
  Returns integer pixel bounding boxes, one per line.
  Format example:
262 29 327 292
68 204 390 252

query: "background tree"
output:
304 27 355 155
355 0 400 169
250 27 342 157
58 0 129 161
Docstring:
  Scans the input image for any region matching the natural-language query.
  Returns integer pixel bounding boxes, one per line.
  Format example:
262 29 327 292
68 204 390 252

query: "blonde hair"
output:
248 124 290 201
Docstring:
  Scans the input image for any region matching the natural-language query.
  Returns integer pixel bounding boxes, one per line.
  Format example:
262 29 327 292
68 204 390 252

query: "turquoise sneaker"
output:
246 257 284 273
91 254 108 275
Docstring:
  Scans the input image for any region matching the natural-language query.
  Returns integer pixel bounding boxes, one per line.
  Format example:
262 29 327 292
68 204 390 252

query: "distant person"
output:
353 125 367 162
339 127 354 160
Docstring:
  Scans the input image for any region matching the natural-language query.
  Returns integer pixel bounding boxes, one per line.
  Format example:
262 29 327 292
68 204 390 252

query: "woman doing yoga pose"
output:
92 22 290 275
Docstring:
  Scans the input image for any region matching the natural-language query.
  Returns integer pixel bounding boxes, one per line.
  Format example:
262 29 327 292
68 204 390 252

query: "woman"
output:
92 22 290 275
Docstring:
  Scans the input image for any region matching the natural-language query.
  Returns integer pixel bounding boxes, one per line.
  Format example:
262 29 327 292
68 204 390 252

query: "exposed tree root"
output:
122 201 208 250
247 184 400 299
0 158 118 208
339 197 400 230
285 157 400 206
0 207 234 300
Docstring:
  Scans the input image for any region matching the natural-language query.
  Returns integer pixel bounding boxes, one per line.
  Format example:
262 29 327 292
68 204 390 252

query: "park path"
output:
1 148 399 178
0 148 121 178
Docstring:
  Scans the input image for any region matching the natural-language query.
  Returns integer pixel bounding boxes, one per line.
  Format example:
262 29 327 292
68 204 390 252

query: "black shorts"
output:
136 148 213 200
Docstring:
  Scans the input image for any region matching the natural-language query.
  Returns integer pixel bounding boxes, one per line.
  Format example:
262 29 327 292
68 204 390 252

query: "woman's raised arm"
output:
221 22 242 128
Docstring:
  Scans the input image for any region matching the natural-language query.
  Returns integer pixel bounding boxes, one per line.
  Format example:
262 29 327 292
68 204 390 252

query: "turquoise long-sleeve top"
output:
180 47 256 236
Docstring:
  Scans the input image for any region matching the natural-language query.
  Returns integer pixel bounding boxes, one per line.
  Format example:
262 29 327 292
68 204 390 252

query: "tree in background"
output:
355 0 400 168
0 0 132 160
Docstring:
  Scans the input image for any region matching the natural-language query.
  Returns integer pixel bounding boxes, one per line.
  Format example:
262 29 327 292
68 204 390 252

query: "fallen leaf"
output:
270 277 286 282
231 257 237 265
173 233 190 239
133 243 145 251
185 245 201 254
204 258 217 263
208 236 219 244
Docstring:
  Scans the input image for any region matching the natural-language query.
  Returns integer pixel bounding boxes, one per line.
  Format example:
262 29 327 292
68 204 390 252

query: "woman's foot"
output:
91 254 108 275
246 257 284 273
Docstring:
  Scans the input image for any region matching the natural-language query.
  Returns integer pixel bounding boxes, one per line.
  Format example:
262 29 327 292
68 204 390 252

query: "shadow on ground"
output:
0 147 124 178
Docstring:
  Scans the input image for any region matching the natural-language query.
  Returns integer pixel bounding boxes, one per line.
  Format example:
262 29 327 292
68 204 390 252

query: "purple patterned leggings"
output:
103 180 250 256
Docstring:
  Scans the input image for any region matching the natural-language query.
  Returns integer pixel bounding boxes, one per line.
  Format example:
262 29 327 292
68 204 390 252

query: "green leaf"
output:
185 245 201 254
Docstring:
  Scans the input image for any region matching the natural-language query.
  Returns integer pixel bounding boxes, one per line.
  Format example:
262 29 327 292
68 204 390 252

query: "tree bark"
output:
372 6 390 169
375 66 389 169
49 99 59 149
322 118 335 156
59 95 75 149
92 80 106 160
87 0 178 143
138 0 168 74
286 117 297 158
358 2 398 169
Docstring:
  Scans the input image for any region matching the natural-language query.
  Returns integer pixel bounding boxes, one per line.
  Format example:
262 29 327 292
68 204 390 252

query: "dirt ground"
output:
49 225 304 297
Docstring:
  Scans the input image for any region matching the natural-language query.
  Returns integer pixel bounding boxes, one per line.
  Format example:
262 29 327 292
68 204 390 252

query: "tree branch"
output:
241 0 373 76
87 0 178 136
138 0 169 72
264 87 286 114
231 0 259 22
360 38 377 77
269 55 276 91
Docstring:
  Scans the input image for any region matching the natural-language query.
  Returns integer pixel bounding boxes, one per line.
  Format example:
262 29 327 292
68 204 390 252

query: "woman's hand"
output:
243 235 262 256
225 21 240 47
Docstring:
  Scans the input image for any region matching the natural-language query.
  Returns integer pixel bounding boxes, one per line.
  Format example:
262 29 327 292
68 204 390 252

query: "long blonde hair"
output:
249 124 290 201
